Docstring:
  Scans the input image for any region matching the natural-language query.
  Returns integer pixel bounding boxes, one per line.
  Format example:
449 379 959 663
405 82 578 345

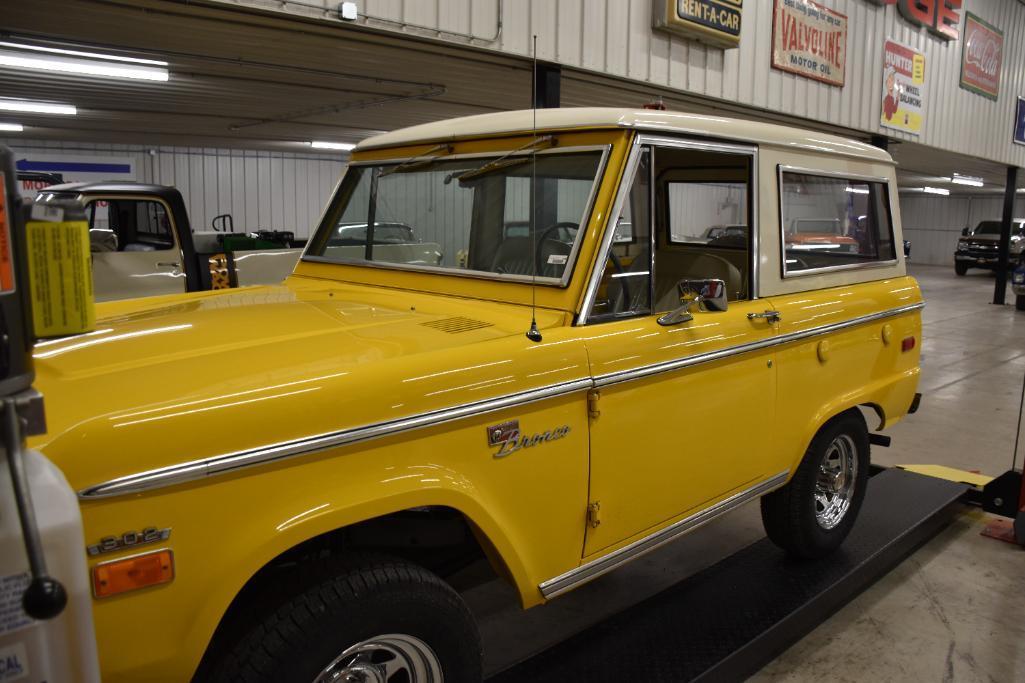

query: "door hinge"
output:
587 389 601 419
587 501 601 529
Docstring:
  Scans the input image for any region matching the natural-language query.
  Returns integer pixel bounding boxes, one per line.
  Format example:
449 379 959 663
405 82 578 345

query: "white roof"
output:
356 107 892 163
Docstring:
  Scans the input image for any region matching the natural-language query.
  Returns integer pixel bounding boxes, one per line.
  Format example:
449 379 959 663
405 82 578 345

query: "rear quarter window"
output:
779 170 896 276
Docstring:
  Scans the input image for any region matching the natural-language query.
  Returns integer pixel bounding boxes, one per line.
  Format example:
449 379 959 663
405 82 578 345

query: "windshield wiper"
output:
446 135 556 184
378 143 454 178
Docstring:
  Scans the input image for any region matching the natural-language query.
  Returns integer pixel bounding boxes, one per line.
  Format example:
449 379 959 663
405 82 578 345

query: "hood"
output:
31 279 584 494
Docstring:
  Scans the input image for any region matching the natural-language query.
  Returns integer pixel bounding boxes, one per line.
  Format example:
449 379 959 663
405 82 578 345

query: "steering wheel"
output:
535 222 579 273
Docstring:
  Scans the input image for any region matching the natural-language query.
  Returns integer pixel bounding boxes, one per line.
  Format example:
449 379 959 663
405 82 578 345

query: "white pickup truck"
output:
33 181 304 302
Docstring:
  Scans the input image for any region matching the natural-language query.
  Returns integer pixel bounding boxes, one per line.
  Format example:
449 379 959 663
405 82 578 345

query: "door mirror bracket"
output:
657 278 728 326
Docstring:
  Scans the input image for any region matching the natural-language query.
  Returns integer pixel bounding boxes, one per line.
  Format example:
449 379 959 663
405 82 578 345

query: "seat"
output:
491 237 571 278
123 243 157 252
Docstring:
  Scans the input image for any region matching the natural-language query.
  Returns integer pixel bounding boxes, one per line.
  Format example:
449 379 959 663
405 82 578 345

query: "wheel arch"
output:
191 502 518 679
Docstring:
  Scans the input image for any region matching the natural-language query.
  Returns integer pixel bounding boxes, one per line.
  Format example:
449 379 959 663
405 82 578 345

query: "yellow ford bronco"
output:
31 108 922 682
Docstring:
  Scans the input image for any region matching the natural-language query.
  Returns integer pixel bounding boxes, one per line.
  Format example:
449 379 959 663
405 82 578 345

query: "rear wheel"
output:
204 555 482 683
761 411 870 559
955 261 968 276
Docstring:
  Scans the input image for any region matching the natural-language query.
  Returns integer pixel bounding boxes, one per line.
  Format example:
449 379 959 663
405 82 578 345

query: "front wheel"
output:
761 411 870 559
955 261 968 276
1016 294 1025 311
205 555 482 683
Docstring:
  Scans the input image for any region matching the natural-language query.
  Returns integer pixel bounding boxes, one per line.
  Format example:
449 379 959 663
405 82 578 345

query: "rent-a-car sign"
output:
772 0 847 87
960 12 1003 100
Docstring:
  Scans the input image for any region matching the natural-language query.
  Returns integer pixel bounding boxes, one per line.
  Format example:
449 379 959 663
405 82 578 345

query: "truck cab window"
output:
88 199 175 252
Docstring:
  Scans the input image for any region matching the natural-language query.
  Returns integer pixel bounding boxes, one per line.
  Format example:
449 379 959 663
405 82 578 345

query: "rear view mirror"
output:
657 278 727 326
961 227 969 236
680 278 728 312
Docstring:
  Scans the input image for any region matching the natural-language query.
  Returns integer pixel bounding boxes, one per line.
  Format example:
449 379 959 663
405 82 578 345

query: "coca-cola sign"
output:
960 12 1003 100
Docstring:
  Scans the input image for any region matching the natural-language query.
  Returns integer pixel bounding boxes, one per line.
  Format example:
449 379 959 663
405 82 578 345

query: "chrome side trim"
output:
79 301 923 499
539 471 790 599
78 378 593 499
593 301 924 388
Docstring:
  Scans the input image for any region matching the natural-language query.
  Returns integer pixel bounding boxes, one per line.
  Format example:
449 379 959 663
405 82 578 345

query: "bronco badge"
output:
487 420 571 458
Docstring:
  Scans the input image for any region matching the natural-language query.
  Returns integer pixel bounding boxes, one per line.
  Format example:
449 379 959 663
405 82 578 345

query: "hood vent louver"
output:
420 317 493 334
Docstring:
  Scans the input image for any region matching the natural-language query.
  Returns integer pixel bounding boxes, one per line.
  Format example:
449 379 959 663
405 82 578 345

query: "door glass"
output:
88 199 175 253
654 148 752 308
588 148 652 320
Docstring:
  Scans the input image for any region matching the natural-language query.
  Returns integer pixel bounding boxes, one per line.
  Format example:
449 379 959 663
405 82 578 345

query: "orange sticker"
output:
0 171 13 292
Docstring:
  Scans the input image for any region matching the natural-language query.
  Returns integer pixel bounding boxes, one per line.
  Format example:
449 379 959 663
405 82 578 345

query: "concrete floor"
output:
471 263 1025 681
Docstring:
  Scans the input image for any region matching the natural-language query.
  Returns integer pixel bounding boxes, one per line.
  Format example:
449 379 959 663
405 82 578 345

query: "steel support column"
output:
994 165 1019 305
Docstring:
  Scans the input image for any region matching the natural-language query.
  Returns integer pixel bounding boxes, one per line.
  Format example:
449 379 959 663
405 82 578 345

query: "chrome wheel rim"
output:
313 633 442 683
814 434 858 530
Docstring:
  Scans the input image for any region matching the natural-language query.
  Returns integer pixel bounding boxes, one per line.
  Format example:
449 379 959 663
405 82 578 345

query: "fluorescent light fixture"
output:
922 186 950 196
0 99 76 115
0 123 23 132
310 141 355 151
951 173 984 187
844 186 869 194
0 42 168 81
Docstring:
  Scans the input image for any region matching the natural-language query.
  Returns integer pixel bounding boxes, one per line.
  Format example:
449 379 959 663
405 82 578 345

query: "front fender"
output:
83 390 589 682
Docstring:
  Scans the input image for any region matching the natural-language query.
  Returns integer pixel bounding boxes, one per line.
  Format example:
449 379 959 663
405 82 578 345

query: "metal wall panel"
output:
264 0 1025 168
2 138 345 238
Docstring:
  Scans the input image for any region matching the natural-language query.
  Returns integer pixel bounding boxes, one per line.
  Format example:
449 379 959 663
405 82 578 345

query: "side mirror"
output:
961 227 969 236
657 278 727 326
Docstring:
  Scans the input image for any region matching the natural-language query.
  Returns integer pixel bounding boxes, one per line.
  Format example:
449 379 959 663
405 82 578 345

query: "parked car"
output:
1012 252 1025 310
34 181 303 302
31 108 921 682
325 221 443 266
954 219 1025 275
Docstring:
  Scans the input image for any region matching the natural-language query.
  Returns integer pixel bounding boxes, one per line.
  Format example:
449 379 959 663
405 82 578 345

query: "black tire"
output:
203 555 482 683
954 262 968 276
1016 295 1025 311
761 411 870 559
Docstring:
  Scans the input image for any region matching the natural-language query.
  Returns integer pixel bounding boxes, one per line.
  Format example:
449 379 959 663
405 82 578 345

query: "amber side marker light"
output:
92 549 174 598
902 336 916 352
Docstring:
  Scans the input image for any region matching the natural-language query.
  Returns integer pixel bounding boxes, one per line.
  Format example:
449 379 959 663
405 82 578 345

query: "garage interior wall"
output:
2 138 345 238
232 0 1025 168
899 195 1025 266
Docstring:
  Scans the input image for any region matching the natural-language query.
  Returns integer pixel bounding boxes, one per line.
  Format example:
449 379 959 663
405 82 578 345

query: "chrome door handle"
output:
157 262 182 269
747 310 782 322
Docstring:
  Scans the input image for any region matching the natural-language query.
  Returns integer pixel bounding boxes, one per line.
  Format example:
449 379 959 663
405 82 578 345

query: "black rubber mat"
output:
490 468 966 682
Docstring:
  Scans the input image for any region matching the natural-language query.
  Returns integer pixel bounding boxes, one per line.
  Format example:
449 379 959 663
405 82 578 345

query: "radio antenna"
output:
526 34 543 343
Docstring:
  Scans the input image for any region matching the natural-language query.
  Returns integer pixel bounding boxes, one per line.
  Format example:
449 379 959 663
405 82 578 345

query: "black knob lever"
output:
3 397 67 620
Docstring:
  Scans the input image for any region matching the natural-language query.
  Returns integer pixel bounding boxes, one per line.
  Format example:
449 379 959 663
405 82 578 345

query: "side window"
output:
780 172 895 275
588 148 652 320
88 199 175 252
653 148 752 309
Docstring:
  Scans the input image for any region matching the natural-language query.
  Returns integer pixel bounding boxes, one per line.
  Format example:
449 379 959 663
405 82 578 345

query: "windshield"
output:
306 149 604 283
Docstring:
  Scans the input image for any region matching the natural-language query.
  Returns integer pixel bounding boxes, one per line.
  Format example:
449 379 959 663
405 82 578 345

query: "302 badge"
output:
87 527 171 556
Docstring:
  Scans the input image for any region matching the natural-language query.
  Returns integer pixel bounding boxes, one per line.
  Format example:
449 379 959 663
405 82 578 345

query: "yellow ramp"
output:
896 464 993 489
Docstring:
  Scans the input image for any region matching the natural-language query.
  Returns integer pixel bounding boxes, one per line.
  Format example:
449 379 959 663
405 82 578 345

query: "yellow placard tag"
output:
25 218 95 337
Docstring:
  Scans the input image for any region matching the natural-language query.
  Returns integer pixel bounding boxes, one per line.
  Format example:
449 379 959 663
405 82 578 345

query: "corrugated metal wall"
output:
2 138 345 238
899 194 1025 266
293 0 1025 168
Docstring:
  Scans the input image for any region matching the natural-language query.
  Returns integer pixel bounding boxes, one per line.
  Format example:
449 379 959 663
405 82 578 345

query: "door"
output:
86 197 187 302
581 141 782 557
